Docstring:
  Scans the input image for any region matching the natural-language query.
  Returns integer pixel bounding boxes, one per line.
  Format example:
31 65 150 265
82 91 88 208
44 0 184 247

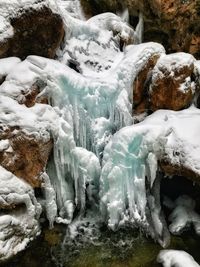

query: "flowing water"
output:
2 223 200 267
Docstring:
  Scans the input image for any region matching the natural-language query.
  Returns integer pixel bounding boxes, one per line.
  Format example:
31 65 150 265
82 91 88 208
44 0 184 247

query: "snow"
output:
0 166 41 260
59 10 144 77
157 250 200 267
0 57 21 80
0 15 13 41
164 195 200 235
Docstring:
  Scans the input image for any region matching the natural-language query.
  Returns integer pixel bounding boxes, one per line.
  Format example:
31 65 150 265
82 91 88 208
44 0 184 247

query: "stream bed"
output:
2 223 200 267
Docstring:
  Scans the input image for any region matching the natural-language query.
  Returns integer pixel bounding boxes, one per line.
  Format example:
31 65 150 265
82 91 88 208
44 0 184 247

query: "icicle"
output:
120 8 130 24
41 172 57 228
135 12 144 44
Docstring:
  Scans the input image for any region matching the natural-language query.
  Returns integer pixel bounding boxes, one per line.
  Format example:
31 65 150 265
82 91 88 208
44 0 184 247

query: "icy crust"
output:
0 166 41 260
100 107 200 247
157 250 200 267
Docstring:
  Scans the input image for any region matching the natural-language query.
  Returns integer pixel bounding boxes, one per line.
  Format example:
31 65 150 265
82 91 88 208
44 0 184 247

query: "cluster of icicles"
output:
40 9 171 247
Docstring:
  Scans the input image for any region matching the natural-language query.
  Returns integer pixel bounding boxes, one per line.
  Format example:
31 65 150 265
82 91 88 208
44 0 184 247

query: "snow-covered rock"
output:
0 0 64 59
149 53 196 111
157 250 200 267
0 166 41 261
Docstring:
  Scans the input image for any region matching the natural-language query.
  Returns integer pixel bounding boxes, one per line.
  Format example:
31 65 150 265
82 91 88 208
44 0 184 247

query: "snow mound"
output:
0 166 41 260
157 250 200 267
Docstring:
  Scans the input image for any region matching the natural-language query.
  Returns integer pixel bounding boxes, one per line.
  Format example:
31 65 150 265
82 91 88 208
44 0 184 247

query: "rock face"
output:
149 53 195 111
133 52 196 117
0 128 52 188
160 161 200 185
133 54 160 115
0 7 65 59
81 0 200 58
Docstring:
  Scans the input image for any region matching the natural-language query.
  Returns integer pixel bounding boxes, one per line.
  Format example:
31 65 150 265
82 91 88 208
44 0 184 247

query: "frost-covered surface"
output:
164 195 200 235
0 166 41 260
157 250 200 267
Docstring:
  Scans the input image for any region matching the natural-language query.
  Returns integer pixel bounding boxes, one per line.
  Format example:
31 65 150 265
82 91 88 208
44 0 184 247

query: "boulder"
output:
133 54 160 115
0 6 64 59
149 53 195 111
0 128 52 188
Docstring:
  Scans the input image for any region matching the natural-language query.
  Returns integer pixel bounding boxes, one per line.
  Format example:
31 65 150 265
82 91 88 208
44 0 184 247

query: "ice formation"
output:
0 0 200 260
157 250 200 267
164 195 200 235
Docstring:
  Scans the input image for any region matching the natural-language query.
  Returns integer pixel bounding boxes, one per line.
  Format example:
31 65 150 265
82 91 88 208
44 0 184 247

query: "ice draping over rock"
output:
157 250 200 267
0 38 164 258
100 107 200 247
0 166 41 260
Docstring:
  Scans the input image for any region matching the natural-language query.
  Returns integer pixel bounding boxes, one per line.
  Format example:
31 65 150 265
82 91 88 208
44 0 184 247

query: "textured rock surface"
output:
0 128 52 188
149 53 195 111
160 161 200 185
133 54 160 115
0 7 64 59
81 0 200 58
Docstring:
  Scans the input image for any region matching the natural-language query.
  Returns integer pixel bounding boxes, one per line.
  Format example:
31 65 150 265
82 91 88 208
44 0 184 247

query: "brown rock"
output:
149 53 195 111
160 160 200 185
0 128 52 188
19 80 48 107
133 54 160 115
0 79 52 187
189 35 200 58
0 7 65 59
